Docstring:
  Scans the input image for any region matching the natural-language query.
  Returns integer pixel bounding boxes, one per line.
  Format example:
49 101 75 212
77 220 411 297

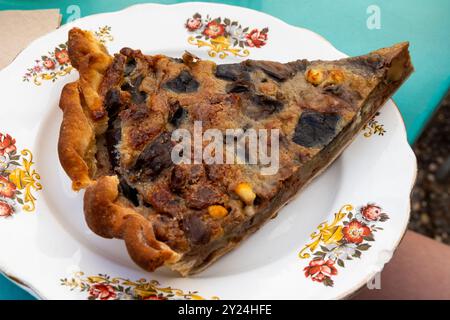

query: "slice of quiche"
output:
58 28 413 275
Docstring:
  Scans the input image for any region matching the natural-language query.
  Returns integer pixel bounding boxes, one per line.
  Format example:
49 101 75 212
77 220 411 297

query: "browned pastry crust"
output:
58 81 95 190
58 28 112 190
84 176 180 269
58 27 413 275
58 29 179 271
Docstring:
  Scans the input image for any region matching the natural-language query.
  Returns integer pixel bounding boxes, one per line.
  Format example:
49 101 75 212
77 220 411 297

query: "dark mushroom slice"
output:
293 110 341 148
164 70 200 93
242 94 284 119
182 214 211 246
131 131 175 180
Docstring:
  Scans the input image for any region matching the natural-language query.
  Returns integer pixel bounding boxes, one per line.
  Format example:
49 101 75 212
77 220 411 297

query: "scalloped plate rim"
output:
0 2 416 300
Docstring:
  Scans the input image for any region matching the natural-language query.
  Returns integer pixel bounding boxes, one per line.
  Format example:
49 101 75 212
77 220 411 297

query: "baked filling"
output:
58 28 413 275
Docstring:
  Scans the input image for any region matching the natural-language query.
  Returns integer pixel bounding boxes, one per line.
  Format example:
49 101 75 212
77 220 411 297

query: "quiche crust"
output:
84 175 180 270
58 28 112 190
58 27 413 275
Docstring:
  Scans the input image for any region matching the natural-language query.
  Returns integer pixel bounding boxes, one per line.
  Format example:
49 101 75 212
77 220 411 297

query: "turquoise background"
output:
0 0 449 299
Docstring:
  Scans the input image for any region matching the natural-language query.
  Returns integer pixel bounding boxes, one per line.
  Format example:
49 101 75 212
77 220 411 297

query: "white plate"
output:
0 2 416 300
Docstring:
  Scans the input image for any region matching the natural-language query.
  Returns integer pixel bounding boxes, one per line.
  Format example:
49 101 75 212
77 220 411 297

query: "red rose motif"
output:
185 17 202 31
304 258 337 282
88 283 117 300
0 201 13 218
0 176 16 199
43 58 56 70
361 204 382 221
203 21 225 38
0 133 16 156
143 295 167 300
245 29 268 48
55 49 69 65
343 220 371 244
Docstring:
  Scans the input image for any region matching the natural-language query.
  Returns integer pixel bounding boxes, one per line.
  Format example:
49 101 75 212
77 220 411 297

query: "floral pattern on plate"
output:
61 272 219 300
363 112 386 137
185 13 268 59
22 26 113 85
0 133 42 216
299 204 389 287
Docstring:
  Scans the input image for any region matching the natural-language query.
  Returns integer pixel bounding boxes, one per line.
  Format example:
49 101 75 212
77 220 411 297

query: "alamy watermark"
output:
367 272 382 290
66 5 81 22
367 5 381 30
171 121 280 176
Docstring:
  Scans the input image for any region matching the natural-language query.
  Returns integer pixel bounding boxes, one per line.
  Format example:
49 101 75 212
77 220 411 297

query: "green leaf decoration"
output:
357 243 371 251
323 277 334 287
